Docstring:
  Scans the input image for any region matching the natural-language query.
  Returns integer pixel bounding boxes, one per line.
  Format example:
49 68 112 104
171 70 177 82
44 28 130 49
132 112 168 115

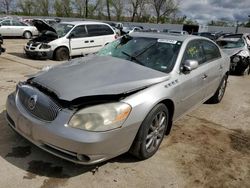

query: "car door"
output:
85 24 108 54
11 20 25 36
0 20 12 36
68 25 92 56
201 40 224 98
175 40 208 117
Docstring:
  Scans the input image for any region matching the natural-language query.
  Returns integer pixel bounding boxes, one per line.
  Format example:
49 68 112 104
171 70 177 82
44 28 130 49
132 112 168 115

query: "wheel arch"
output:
158 99 175 135
53 45 70 60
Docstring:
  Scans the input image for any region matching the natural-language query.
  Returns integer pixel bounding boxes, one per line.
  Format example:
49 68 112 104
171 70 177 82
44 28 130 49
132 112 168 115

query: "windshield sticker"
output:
158 39 177 44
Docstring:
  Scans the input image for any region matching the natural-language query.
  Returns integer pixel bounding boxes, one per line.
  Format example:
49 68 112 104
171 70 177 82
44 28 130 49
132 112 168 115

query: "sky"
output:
179 0 250 24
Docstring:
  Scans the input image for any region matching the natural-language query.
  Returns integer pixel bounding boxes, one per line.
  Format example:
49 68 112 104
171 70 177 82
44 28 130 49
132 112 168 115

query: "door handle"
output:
90 40 94 43
84 40 89 43
202 74 208 79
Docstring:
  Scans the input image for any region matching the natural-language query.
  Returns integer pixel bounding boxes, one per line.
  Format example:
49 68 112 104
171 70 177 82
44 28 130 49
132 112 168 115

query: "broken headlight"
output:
232 56 240 63
68 102 131 132
40 43 51 49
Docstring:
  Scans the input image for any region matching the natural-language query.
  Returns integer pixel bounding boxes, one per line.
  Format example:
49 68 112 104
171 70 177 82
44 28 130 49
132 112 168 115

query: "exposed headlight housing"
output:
232 56 240 63
40 43 51 49
68 102 131 132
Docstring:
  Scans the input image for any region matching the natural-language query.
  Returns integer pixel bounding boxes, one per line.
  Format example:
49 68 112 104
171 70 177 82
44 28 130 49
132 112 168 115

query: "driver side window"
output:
70 25 87 38
183 40 205 64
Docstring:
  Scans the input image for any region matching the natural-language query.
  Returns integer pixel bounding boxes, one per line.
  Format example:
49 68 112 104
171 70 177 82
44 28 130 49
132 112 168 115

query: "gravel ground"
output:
0 39 249 188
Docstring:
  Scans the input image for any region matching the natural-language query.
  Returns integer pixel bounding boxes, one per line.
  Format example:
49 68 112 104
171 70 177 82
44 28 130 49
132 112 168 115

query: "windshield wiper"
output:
121 51 143 65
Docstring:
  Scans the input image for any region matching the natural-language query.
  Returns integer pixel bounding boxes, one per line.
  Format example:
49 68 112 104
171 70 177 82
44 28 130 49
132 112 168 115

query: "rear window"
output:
87 24 114 36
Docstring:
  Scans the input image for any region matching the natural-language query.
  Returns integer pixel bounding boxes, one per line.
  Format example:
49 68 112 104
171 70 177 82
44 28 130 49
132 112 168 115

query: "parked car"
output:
0 19 38 39
168 30 189 35
0 34 5 54
216 34 250 75
25 20 116 60
122 26 142 34
6 33 230 164
192 32 216 41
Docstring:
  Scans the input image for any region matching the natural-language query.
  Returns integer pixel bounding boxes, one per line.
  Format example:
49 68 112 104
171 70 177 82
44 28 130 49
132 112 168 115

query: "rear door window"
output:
202 40 221 62
1 20 11 26
87 24 114 37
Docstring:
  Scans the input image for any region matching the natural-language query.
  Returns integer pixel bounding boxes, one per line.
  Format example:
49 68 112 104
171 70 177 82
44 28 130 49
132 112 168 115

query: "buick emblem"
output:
27 95 37 110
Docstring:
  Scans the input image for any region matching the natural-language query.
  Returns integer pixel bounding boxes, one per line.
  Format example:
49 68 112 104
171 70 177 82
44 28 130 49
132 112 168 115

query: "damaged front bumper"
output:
24 44 53 60
5 88 138 164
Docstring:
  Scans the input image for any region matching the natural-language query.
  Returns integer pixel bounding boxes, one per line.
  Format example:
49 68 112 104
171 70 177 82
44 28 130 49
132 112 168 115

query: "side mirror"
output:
68 33 75 39
182 60 199 73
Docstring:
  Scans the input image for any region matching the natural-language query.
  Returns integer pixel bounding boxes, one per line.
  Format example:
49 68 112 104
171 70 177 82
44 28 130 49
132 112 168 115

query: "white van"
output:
25 20 117 60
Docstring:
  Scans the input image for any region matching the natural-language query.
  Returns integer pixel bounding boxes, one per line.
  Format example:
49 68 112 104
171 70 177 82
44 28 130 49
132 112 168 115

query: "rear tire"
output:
206 75 228 104
129 104 169 160
54 47 69 61
23 31 32 39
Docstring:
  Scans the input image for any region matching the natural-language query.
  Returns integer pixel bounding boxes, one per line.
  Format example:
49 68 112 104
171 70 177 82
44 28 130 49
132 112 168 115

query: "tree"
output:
39 0 49 16
151 0 178 23
85 0 88 18
88 0 102 17
18 0 35 15
106 0 111 20
130 0 145 22
73 0 86 17
0 0 13 14
111 0 124 21
54 0 72 17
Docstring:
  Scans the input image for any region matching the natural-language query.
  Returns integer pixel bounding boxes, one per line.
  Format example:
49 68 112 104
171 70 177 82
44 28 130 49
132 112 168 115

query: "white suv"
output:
25 21 116 60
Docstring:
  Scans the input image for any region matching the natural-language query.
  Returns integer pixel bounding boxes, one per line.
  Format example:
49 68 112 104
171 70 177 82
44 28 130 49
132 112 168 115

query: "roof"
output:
130 32 196 42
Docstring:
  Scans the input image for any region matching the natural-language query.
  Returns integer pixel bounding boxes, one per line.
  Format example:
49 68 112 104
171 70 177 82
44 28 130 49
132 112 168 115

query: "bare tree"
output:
130 0 145 22
73 0 86 17
85 0 88 18
88 0 102 17
106 0 111 20
0 0 13 14
54 0 63 17
18 0 35 15
111 0 124 21
39 0 49 16
151 0 178 23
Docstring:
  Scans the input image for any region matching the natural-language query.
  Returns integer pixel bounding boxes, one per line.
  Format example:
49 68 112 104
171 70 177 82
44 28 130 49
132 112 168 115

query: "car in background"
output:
6 33 230 164
192 32 216 41
217 33 250 75
168 30 189 35
122 26 142 34
0 19 38 39
25 20 116 60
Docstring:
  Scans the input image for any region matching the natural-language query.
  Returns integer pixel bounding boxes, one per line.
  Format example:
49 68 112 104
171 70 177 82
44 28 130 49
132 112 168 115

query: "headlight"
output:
40 43 51 49
232 56 240 63
68 102 131 132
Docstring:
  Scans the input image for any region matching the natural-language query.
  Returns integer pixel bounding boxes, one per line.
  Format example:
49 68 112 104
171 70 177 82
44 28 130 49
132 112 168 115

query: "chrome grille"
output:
18 85 61 121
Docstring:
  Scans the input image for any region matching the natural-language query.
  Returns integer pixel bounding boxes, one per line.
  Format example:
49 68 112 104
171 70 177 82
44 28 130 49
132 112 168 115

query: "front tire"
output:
23 31 32 39
54 47 69 61
130 104 169 160
207 75 228 104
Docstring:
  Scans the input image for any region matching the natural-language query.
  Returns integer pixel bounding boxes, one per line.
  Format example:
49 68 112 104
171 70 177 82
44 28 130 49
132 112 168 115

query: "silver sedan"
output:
0 19 38 39
6 33 230 164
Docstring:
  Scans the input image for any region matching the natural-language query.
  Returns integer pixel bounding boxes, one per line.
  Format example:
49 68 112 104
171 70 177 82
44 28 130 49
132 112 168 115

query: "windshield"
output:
217 38 245 49
97 36 182 73
55 23 74 38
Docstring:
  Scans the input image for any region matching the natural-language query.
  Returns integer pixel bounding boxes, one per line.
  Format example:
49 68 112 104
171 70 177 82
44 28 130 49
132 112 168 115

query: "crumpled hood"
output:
221 47 244 57
32 55 170 101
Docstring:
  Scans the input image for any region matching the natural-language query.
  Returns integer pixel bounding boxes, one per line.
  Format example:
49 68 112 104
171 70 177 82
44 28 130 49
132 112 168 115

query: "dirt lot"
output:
0 39 250 188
